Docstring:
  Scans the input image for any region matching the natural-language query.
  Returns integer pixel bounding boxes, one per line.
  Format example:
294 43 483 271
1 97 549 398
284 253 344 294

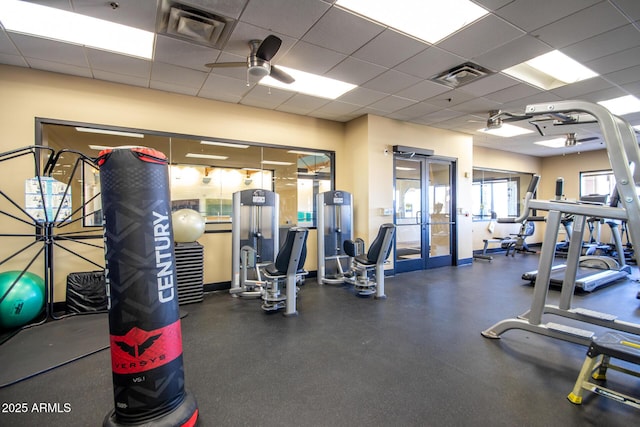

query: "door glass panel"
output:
395 159 423 261
429 162 451 257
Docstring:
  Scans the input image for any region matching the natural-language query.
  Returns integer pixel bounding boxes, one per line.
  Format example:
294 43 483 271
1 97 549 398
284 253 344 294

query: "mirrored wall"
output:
472 168 534 221
39 120 334 232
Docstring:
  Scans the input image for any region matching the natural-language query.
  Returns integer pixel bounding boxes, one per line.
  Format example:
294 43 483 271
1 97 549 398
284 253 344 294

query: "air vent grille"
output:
431 62 494 88
158 1 236 49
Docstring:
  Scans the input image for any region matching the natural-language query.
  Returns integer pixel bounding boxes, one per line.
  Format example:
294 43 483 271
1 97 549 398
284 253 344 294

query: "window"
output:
39 120 334 232
580 170 615 198
472 169 533 221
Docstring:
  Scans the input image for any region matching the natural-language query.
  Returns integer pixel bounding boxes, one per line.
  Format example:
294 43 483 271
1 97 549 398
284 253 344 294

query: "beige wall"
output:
1 64 519 302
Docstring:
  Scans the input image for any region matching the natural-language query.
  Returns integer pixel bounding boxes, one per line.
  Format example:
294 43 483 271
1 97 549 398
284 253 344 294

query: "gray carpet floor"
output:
1 253 639 426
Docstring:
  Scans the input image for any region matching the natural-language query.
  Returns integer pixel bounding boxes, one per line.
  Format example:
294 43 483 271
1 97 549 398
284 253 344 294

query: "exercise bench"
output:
567 331 640 409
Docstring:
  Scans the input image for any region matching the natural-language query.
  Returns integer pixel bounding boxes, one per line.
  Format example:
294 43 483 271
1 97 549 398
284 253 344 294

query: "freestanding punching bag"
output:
97 147 198 427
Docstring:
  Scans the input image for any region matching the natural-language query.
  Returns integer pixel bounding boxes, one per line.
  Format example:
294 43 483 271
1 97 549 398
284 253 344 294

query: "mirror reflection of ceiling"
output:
42 123 332 175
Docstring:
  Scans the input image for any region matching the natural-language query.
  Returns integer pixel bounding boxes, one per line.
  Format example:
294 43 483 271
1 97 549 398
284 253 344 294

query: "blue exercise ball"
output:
0 271 45 329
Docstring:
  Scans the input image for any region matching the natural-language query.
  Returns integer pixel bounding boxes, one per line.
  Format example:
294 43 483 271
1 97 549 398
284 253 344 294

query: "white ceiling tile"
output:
86 48 151 78
458 73 520 97
25 58 93 78
276 94 331 114
423 89 476 108
483 83 541 103
278 41 346 74
151 62 208 89
10 34 87 67
494 0 601 32
417 109 465 124
437 14 525 59
578 87 630 104
450 97 502 114
336 87 388 106
72 0 159 31
395 46 465 79
240 0 331 38
351 29 427 68
240 85 295 109
154 35 219 71
367 96 416 113
562 25 640 64
302 7 384 55
585 46 640 76
150 81 200 96
603 65 640 86
361 69 421 94
0 53 27 67
472 0 514 11
387 102 440 121
324 57 386 85
550 77 614 99
533 2 630 49
310 100 362 116
473 35 551 72
0 30 20 55
93 69 150 88
198 73 251 103
394 80 450 102
612 0 640 20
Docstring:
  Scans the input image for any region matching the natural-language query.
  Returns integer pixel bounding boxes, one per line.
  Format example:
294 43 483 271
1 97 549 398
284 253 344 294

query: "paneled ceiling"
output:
1 0 639 157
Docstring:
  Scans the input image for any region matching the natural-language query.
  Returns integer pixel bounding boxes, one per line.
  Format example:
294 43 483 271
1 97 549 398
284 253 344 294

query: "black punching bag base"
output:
103 390 198 427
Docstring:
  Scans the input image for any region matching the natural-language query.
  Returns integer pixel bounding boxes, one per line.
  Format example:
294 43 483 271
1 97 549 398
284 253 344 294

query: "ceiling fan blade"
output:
205 62 246 68
270 66 295 84
577 136 599 143
256 35 282 61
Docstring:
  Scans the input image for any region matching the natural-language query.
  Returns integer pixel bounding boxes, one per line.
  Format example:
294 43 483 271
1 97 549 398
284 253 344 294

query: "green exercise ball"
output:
172 209 205 243
0 271 45 329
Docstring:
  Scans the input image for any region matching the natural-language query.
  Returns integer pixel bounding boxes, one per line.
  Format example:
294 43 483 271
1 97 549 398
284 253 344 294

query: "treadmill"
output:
522 190 631 292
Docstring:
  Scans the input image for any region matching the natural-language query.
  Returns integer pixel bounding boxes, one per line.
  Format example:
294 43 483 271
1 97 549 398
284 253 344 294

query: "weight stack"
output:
175 242 204 305
97 147 198 427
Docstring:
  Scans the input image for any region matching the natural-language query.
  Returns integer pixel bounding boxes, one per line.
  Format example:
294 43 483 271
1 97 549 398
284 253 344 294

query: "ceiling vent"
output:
157 1 236 49
431 62 494 88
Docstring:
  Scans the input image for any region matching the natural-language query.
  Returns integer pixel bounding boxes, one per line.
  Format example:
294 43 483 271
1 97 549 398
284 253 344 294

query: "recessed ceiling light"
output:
259 66 356 99
502 50 597 90
88 144 114 151
76 128 145 138
261 160 293 166
534 138 568 148
185 153 228 160
287 150 327 156
200 141 250 149
598 95 640 116
336 0 488 44
0 0 154 59
478 124 534 137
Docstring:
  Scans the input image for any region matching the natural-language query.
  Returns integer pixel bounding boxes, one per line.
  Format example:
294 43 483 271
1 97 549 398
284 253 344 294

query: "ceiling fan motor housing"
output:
248 56 270 78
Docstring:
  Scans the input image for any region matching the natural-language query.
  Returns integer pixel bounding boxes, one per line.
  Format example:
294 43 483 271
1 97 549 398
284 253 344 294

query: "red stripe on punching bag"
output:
109 320 183 375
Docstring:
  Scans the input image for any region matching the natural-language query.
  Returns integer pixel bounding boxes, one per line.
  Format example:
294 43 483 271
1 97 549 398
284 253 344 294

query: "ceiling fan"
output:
565 132 599 146
205 35 294 84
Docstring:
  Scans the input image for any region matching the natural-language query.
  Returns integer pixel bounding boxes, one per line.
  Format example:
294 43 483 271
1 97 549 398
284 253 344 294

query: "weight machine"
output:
230 189 278 298
316 190 353 285
482 100 640 345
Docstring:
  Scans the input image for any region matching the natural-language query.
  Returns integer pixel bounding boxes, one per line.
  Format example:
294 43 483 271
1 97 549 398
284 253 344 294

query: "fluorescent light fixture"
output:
88 144 114 151
260 66 356 99
296 171 318 176
502 50 597 90
0 0 154 59
200 141 250 149
261 160 294 166
478 123 534 137
534 138 568 148
185 153 228 160
396 167 417 171
287 150 327 156
76 127 145 138
336 0 487 44
598 95 640 116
